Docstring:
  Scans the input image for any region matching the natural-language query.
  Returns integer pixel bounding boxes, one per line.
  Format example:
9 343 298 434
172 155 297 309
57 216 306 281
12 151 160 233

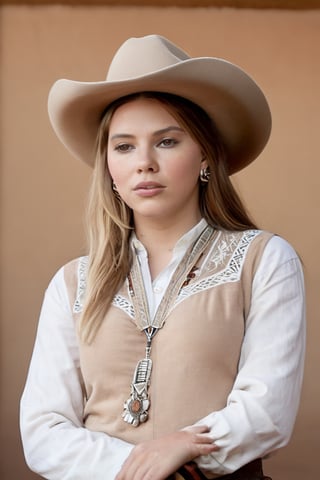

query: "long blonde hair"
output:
80 92 257 342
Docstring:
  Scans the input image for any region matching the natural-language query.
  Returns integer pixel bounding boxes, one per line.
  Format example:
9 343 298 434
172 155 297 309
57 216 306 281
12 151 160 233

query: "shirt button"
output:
153 286 163 293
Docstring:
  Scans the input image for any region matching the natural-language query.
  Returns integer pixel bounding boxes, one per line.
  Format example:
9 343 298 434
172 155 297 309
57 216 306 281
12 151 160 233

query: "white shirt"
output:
20 223 305 479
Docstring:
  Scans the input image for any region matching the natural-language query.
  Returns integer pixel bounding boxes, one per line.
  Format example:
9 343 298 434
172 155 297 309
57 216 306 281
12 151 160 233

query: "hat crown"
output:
106 35 190 82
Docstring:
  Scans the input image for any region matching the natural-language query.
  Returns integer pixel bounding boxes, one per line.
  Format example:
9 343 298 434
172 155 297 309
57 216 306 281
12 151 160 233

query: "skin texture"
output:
108 98 218 478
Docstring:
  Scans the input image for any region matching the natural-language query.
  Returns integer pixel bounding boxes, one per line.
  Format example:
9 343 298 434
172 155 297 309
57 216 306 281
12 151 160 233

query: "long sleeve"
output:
194 236 306 477
20 267 134 480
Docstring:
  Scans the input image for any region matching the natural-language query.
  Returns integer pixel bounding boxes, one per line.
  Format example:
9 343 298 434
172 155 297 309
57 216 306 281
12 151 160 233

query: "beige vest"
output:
64 229 272 445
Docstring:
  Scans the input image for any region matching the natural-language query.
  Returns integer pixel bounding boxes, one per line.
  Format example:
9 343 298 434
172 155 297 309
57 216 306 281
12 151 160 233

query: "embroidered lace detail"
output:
175 230 261 307
205 232 243 271
72 230 261 318
73 256 88 314
72 256 135 317
112 294 135 319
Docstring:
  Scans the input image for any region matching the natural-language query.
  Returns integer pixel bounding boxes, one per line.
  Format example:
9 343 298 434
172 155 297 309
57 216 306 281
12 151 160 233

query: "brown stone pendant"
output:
122 358 152 427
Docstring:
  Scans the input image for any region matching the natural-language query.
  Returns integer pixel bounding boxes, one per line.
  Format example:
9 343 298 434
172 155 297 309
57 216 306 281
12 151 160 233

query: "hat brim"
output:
48 57 271 174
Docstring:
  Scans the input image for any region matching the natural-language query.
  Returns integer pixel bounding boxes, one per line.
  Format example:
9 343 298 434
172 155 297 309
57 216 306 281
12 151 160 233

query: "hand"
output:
115 425 218 480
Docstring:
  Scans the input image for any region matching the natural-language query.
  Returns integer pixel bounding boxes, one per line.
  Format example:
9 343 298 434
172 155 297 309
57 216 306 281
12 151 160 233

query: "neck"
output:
134 214 202 255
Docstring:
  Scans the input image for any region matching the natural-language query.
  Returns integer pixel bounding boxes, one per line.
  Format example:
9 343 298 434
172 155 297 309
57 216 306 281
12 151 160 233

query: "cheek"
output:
169 153 201 181
107 160 131 196
107 152 122 182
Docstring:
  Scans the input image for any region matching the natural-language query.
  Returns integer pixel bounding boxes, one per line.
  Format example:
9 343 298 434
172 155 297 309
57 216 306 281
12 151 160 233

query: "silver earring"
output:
200 167 210 183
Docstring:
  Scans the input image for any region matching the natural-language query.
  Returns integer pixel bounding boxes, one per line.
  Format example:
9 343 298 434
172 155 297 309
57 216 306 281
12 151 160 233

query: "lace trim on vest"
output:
73 257 135 318
175 229 261 307
112 293 135 319
72 230 261 316
73 256 88 314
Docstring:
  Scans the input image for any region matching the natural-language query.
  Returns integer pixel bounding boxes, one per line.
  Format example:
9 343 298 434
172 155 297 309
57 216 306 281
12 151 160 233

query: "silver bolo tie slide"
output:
122 327 156 427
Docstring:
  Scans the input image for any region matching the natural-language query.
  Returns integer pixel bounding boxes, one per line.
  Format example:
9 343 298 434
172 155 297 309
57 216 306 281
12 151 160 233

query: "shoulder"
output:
62 257 88 313
261 234 300 263
226 229 299 263
213 229 300 279
63 256 88 285
252 234 304 291
46 257 88 313
244 230 301 273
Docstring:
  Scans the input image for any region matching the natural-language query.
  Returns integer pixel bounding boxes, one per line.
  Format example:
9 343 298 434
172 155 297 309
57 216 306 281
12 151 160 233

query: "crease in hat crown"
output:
106 35 191 82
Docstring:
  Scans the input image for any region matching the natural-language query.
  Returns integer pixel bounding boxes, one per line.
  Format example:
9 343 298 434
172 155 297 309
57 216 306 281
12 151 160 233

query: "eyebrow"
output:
109 126 185 141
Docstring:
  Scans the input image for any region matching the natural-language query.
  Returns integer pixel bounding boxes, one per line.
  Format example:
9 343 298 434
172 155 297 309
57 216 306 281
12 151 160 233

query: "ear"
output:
200 155 208 170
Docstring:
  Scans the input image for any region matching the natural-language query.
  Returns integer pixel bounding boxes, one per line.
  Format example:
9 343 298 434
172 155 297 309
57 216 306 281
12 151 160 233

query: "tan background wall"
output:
1 5 319 479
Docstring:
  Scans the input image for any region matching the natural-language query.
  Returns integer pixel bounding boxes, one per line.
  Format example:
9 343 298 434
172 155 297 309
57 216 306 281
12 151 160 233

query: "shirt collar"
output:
130 218 208 256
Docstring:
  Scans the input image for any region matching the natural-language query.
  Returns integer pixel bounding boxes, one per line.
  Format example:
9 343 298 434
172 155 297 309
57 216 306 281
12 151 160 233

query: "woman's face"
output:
107 97 207 226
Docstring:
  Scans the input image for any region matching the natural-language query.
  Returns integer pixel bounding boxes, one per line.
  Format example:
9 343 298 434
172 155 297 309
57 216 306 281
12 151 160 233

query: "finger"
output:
182 424 211 434
196 443 219 456
194 433 215 444
191 432 220 456
191 437 219 454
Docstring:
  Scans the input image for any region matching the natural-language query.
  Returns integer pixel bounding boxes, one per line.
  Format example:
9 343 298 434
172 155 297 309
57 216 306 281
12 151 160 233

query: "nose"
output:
136 146 158 173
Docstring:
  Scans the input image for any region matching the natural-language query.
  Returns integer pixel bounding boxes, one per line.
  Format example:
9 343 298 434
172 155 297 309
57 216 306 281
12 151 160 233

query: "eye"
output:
114 143 133 153
158 138 178 148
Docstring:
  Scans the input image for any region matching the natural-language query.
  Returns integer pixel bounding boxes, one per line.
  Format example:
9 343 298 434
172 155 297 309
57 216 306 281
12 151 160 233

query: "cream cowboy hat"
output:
48 34 271 174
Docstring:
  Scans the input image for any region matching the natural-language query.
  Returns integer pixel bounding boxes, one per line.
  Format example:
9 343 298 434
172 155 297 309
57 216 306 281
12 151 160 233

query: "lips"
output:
133 181 165 191
133 181 166 197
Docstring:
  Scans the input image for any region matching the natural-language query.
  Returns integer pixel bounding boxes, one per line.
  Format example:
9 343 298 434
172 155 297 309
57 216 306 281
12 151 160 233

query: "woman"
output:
20 35 305 480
